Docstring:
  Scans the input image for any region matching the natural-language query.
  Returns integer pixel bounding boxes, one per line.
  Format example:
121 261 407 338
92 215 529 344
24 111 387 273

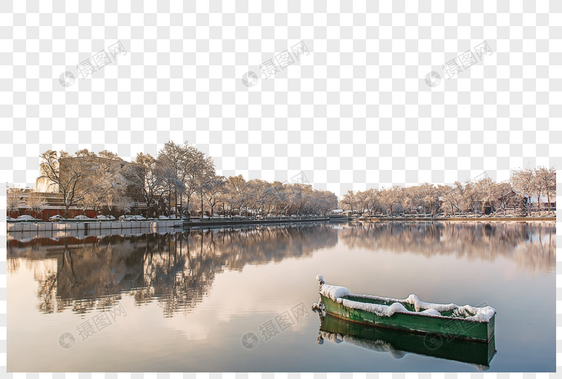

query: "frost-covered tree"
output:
124 153 166 217
39 150 100 218
157 141 189 216
25 192 46 219
80 151 130 215
7 185 23 217
340 190 357 213
511 168 536 215
225 175 250 216
537 167 556 213
114 196 134 214
204 175 226 217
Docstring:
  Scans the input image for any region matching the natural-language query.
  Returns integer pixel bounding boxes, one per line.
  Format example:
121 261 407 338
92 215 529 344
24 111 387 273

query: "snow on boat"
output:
317 313 496 368
314 274 496 342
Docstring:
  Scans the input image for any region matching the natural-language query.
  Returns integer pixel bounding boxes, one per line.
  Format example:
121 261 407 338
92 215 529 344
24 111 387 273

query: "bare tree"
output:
225 175 250 216
157 142 190 216
511 168 535 216
204 175 226 217
124 153 166 217
25 192 46 219
39 150 100 218
494 182 515 215
537 167 556 214
81 151 129 215
340 190 357 214
7 185 23 218
114 196 134 214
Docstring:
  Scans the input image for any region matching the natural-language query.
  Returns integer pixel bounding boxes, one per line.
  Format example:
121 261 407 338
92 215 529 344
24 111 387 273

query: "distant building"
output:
8 156 148 219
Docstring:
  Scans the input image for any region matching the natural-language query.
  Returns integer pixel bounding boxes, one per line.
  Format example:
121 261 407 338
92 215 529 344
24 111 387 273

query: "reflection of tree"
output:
8 223 337 317
13 222 553 317
339 222 556 272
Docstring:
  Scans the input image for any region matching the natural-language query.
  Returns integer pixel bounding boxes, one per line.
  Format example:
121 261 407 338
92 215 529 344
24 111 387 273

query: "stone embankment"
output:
6 217 330 239
7 220 183 239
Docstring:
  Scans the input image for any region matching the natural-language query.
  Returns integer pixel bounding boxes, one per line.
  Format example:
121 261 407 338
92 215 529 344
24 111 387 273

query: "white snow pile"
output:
420 308 442 317
341 298 409 318
320 284 351 302
318 282 496 322
451 304 497 322
403 294 458 312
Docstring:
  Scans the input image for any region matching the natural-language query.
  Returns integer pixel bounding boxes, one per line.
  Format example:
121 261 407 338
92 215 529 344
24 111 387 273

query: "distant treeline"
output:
340 167 556 216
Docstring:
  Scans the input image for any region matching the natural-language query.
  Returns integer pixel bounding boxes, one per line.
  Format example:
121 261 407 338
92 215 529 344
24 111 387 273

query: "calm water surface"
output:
7 221 556 372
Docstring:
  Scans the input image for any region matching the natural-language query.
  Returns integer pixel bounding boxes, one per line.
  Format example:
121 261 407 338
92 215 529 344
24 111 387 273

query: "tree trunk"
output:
537 191 541 214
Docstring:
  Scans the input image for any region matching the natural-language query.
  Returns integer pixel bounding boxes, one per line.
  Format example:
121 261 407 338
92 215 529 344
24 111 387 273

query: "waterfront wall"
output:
183 217 329 227
7 220 183 239
6 218 331 239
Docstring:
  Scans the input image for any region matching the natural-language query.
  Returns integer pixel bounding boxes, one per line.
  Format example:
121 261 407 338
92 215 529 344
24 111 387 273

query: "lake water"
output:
7 221 556 372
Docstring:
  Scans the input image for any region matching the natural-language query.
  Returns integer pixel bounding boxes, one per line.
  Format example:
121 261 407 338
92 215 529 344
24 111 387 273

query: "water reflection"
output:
7 221 555 318
340 222 555 273
8 223 337 316
317 314 496 370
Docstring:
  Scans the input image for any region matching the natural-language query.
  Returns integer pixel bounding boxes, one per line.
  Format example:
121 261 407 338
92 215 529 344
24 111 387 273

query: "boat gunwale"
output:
322 297 495 344
321 293 495 324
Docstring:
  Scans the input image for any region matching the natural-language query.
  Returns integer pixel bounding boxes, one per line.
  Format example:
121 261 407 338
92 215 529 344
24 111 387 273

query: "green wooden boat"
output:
314 275 496 343
318 314 496 368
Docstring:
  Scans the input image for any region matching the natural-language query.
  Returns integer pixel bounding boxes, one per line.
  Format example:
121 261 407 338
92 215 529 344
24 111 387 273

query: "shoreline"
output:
6 216 556 239
6 217 330 238
359 216 556 222
182 217 328 227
